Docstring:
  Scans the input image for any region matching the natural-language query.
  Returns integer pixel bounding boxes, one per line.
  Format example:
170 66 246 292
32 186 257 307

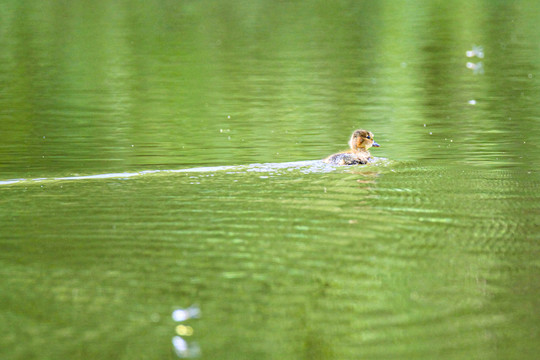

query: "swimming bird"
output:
323 129 380 165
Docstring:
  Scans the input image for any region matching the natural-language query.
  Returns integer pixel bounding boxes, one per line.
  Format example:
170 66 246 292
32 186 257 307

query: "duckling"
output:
323 129 380 165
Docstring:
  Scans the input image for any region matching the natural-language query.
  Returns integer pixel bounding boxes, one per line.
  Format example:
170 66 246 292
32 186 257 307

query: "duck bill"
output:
372 141 380 147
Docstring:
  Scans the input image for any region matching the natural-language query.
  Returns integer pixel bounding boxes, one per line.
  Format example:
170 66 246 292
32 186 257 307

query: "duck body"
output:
323 129 380 165
323 150 372 165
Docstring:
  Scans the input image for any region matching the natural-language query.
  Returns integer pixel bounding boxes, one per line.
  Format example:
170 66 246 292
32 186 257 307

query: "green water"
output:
1 1 540 359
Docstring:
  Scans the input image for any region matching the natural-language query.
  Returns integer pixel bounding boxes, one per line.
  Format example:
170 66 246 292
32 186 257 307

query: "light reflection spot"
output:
176 325 194 336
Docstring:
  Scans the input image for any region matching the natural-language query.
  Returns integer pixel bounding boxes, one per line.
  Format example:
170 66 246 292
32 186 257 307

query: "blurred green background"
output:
2 0 539 177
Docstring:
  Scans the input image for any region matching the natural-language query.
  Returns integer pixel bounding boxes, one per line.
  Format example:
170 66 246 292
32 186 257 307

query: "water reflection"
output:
466 45 485 58
175 325 194 336
172 336 200 359
466 61 484 75
172 306 201 358
466 45 485 75
1 1 539 359
172 305 201 322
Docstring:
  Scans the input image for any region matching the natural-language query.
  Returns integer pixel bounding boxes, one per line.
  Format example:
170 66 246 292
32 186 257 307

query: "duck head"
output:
348 129 380 151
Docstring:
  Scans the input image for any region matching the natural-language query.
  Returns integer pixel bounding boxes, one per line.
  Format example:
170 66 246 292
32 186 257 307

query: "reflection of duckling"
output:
323 129 380 165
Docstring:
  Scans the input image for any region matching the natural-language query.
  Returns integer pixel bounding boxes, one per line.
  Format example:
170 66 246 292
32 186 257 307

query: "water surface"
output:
1 1 539 359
